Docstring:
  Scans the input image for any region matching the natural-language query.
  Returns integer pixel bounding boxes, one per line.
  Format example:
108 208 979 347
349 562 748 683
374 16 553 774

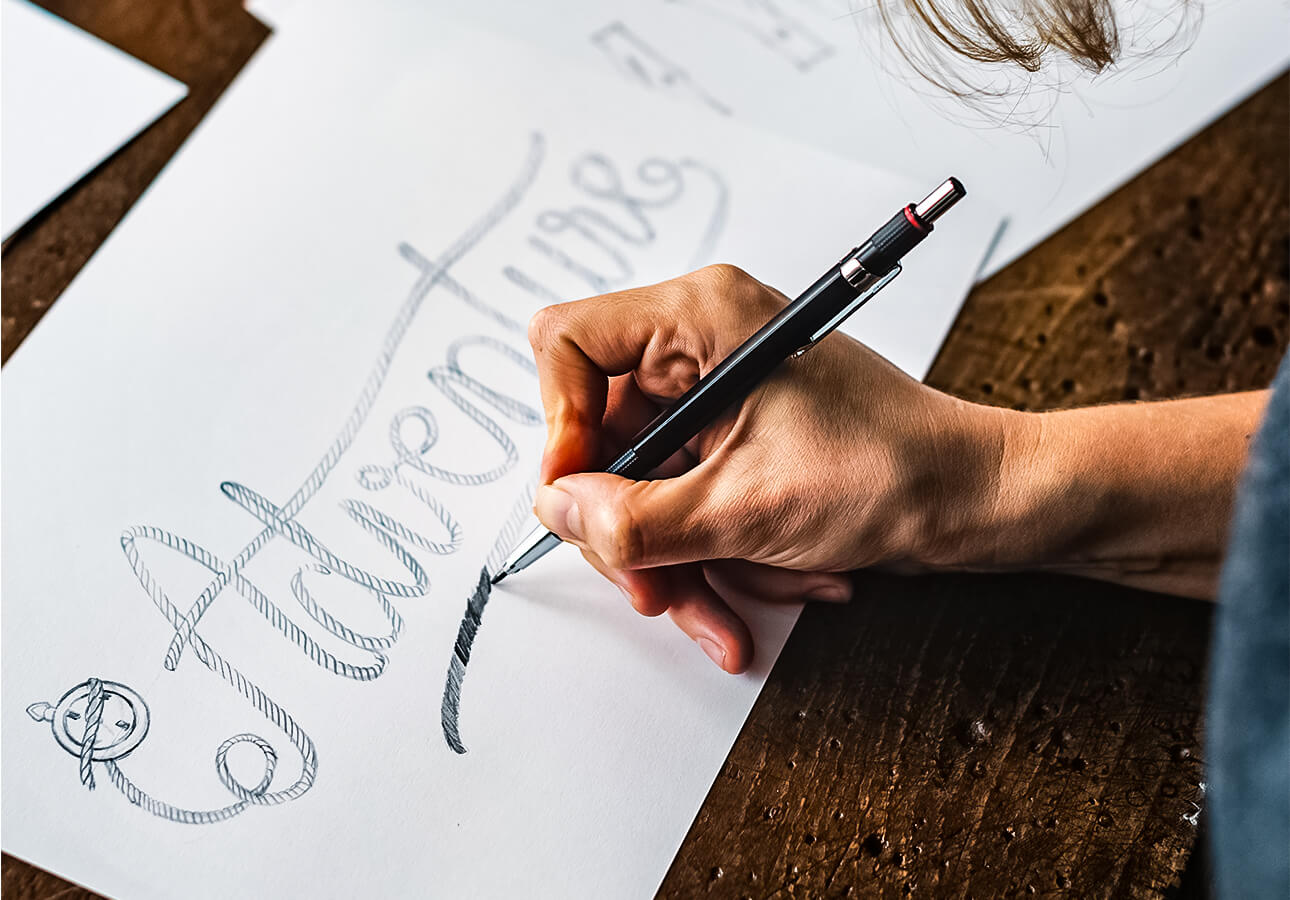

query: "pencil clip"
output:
791 264 901 358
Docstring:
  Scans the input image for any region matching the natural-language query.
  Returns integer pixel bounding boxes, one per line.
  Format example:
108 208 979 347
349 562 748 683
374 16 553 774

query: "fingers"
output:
528 264 773 484
665 567 754 674
535 471 739 571
576 555 848 674
576 547 672 618
529 294 655 483
578 551 753 674
702 560 853 604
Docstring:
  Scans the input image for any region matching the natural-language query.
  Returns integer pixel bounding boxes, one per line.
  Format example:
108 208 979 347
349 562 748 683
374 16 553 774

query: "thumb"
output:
535 472 731 571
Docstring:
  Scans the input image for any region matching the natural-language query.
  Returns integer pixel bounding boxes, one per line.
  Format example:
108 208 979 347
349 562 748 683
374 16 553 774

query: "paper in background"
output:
262 0 1288 277
1 3 999 898
1 0 187 237
243 0 297 29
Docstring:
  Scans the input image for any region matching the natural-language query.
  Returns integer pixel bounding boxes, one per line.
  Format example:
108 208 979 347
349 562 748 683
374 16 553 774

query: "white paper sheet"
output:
400 0 1287 276
243 0 298 28
0 0 187 237
1 5 998 897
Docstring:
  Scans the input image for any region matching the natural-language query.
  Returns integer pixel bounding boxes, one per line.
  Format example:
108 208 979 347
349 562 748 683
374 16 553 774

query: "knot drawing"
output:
27 678 151 790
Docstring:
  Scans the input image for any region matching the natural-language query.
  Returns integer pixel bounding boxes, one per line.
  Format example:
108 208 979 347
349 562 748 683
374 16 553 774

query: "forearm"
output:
930 391 1270 599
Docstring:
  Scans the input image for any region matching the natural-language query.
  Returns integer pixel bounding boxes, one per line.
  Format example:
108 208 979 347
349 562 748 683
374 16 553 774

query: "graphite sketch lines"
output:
442 570 493 755
28 133 733 823
79 678 106 789
28 679 150 793
159 133 548 675
441 486 537 754
591 22 732 116
668 0 834 71
43 134 548 824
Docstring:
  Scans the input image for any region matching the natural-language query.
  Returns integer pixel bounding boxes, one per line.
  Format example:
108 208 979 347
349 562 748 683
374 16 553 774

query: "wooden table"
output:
4 3 1287 897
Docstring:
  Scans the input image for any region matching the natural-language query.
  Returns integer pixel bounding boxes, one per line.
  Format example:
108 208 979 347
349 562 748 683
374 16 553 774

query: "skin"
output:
528 264 1269 674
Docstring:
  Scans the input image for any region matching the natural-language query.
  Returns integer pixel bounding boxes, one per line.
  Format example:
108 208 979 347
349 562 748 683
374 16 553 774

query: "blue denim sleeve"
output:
1207 352 1290 900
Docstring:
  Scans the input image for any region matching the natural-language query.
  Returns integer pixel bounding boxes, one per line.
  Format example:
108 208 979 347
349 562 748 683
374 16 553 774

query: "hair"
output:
868 1 1200 125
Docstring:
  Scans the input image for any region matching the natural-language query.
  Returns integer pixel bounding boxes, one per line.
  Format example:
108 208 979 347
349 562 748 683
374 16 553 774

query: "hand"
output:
527 264 1014 673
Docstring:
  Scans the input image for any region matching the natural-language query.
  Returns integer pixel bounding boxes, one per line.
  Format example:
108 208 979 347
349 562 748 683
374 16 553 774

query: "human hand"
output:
528 265 1014 673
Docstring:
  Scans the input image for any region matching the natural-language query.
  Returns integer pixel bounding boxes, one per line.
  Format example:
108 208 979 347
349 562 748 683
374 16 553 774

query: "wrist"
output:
905 398 1042 569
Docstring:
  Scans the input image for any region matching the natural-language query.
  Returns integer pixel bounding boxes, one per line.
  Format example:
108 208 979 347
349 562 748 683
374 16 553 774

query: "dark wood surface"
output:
3 3 1287 897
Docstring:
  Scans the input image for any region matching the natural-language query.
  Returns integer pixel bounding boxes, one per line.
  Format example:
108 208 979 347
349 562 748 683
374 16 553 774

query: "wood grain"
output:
2 1 1286 896
662 574 1213 898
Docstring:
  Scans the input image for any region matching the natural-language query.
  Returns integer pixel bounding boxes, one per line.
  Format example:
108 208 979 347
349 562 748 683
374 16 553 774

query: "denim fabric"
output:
1208 353 1290 899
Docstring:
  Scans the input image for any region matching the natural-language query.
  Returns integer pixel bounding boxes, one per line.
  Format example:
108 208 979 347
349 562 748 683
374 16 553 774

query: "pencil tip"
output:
489 570 507 586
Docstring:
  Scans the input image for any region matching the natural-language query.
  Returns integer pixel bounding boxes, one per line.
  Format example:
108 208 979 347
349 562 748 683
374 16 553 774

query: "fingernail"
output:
696 637 726 670
535 485 583 541
805 584 850 604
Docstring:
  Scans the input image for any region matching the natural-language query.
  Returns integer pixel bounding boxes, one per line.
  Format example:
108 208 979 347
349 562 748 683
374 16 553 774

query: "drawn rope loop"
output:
215 734 279 802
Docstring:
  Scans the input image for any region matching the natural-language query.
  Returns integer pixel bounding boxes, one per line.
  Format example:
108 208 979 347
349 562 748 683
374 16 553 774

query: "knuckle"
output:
527 303 567 352
690 264 778 324
695 263 751 295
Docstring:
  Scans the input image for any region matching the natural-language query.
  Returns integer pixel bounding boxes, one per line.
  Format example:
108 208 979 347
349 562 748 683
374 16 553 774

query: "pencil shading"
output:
441 486 537 754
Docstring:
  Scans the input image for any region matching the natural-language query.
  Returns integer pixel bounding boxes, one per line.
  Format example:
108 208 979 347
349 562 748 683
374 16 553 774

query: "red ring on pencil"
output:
904 205 929 232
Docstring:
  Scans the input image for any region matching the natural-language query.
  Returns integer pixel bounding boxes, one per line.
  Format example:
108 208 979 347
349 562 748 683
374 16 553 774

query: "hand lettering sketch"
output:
591 22 732 116
666 0 834 72
28 133 729 823
441 487 537 754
